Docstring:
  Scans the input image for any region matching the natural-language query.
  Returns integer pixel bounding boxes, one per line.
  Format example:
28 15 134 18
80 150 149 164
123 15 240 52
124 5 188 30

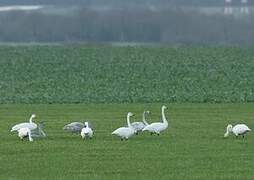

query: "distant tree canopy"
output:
0 7 253 45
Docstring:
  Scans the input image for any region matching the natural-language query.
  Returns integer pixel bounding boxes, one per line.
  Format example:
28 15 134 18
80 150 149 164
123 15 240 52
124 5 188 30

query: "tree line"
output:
0 7 253 45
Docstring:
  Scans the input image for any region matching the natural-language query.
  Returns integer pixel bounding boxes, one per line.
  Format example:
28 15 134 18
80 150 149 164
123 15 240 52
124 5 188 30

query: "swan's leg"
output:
40 129 46 137
150 132 153 135
121 138 124 141
28 131 33 142
135 132 139 135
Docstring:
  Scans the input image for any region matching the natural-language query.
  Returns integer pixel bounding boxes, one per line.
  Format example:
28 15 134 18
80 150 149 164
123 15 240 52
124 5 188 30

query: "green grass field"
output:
1 45 254 179
1 103 254 180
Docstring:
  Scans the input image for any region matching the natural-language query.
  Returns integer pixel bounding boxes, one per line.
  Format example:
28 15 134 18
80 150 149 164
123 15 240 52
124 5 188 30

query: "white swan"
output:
11 114 37 132
112 112 135 140
131 110 150 134
81 122 93 139
18 127 33 142
142 105 168 135
224 124 251 138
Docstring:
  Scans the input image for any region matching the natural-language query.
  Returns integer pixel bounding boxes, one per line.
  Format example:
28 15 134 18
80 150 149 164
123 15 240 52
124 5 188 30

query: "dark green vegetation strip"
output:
1 104 254 179
0 46 254 103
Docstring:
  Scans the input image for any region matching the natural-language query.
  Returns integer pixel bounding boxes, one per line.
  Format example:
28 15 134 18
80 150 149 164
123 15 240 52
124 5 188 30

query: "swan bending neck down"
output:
112 112 135 140
81 122 93 139
142 105 168 135
224 124 251 138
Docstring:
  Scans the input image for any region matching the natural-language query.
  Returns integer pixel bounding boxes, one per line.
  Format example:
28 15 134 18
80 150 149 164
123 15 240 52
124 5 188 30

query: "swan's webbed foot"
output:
135 132 139 135
150 132 153 135
121 138 124 141
157 133 160 136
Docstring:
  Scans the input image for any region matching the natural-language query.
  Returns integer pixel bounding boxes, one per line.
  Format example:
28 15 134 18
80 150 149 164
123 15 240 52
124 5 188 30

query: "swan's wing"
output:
63 122 84 132
67 122 84 127
143 123 163 132
131 122 145 131
234 124 251 135
112 127 128 135
11 122 37 132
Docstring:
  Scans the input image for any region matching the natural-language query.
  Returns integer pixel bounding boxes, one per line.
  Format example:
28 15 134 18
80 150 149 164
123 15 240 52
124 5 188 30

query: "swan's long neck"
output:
85 122 89 128
28 130 33 142
142 111 149 125
127 114 132 128
29 115 34 123
162 108 168 125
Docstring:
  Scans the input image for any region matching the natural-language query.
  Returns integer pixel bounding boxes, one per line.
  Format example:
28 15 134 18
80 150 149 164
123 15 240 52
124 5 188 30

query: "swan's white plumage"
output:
142 105 168 134
112 112 135 140
81 122 93 139
131 122 145 132
18 127 33 142
11 114 37 132
143 122 167 133
112 127 134 139
131 111 150 133
224 124 251 137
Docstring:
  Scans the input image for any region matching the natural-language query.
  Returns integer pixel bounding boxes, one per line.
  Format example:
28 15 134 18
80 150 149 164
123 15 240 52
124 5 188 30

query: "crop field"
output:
0 46 254 103
0 103 254 180
0 45 254 179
